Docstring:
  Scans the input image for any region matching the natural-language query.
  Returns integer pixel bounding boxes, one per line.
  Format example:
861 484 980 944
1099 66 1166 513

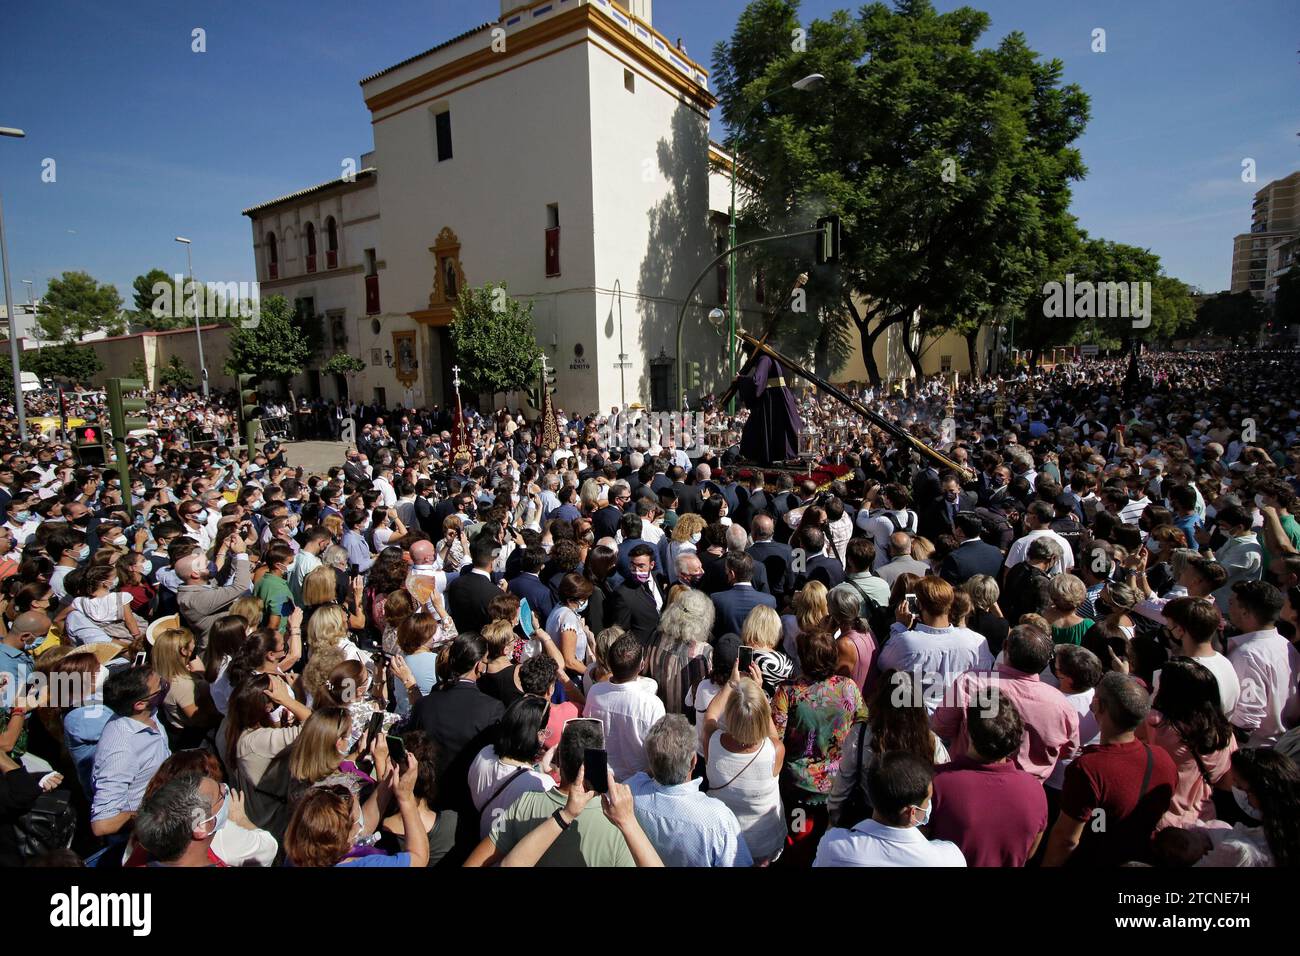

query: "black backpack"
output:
14 789 77 861
846 579 893 645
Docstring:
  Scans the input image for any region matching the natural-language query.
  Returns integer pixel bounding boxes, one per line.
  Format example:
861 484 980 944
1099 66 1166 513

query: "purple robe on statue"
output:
739 354 803 465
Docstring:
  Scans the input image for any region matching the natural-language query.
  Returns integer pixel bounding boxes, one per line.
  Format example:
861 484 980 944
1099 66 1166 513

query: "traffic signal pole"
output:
674 225 825 410
106 377 146 522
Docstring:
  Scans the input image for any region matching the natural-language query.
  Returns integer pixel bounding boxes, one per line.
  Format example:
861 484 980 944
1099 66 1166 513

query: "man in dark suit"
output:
615 513 651 577
670 466 702 516
445 536 501 633
608 543 665 647
507 546 556 625
911 464 942 514
939 512 1006 586
747 514 791 601
919 474 979 542
711 552 777 637
592 481 630 540
409 645 503 853
782 526 845 593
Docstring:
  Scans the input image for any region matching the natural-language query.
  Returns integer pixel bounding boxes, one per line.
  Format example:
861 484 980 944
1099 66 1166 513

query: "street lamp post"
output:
611 278 627 409
676 227 821 411
1 126 27 441
725 73 823 414
175 236 209 398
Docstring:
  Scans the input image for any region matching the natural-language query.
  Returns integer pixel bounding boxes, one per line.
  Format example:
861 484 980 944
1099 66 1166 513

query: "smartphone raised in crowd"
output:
738 646 753 672
583 748 609 794
905 593 919 617
386 735 408 766
365 711 385 748
518 597 534 637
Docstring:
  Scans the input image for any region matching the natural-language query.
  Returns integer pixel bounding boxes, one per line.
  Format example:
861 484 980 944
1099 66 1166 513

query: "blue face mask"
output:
77 545 91 562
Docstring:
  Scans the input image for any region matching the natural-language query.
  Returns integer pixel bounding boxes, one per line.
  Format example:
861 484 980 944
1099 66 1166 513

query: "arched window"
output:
325 216 338 269
266 232 278 279
305 222 317 273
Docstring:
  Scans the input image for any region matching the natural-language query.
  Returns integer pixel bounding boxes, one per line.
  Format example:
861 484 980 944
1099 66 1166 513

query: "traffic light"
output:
543 365 557 395
238 374 260 450
73 423 105 466
107 377 148 446
815 214 841 265
686 361 702 391
524 385 541 410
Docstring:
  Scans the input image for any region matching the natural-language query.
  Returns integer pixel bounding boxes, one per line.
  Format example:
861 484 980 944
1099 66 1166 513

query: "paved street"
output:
280 439 346 473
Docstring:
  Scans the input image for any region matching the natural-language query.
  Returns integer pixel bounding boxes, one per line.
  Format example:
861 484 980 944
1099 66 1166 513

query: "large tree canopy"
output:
37 271 124 342
712 0 1091 385
450 284 543 398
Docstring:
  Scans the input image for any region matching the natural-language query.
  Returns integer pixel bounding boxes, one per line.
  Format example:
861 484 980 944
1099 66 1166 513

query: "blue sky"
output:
1 0 1296 305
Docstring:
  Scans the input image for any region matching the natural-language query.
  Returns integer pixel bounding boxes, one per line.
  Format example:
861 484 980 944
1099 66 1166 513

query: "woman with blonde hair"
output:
1044 573 1094 646
305 602 361 665
302 564 366 631
584 624 627 690
321 513 344 543
962 574 1009 658
741 605 794 697
153 626 219 744
229 595 265 633
578 478 603 516
663 513 706 585
646 589 714 714
702 669 785 864
910 535 936 564
781 580 829 665
287 705 362 799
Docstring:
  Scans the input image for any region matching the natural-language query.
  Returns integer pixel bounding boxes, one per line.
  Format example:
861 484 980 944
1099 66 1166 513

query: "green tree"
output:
158 355 195 390
1014 236 1194 364
1195 291 1268 345
1274 267 1300 330
37 271 124 342
712 0 1090 385
224 295 319 385
22 343 104 385
130 268 240 331
450 284 543 398
128 357 149 382
324 353 367 404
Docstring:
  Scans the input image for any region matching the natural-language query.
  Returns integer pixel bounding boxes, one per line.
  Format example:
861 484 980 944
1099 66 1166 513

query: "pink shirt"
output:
839 628 878 696
932 664 1080 782
1141 711 1236 830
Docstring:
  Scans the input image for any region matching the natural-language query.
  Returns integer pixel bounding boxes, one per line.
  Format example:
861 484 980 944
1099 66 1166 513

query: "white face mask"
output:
1232 786 1261 822
910 803 932 827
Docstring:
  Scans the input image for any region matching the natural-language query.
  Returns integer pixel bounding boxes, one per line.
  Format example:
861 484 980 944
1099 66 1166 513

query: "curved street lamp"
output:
722 74 824 411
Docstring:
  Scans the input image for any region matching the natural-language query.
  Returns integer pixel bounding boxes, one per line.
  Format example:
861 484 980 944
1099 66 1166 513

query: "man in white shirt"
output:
1003 501 1074 576
582 634 665 781
1226 581 1300 747
371 464 398 508
814 751 965 867
1157 596 1240 715
877 577 993 713
858 483 919 571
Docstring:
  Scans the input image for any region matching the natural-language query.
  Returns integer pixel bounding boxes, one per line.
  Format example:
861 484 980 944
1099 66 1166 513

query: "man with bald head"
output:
747 512 791 603
175 530 251 654
877 531 930 591
1 610 50 699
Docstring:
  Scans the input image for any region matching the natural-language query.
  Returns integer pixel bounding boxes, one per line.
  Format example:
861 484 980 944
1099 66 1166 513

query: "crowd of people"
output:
1 348 1299 869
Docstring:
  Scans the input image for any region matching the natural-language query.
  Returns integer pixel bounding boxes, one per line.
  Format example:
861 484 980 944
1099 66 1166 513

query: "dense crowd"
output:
1 349 1299 869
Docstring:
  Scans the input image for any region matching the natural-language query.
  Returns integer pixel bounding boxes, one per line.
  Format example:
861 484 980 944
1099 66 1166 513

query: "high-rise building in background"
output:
1231 170 1299 298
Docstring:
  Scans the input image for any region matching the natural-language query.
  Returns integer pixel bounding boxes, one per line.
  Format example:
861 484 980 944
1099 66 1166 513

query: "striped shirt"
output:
90 714 171 822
